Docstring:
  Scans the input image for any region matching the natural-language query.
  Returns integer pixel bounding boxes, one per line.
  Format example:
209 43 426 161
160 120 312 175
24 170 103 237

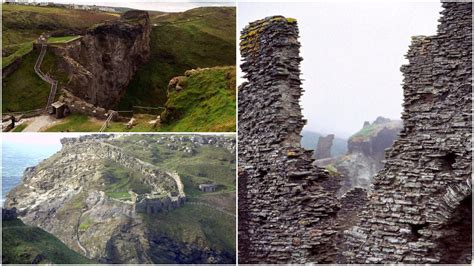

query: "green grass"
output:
2 41 33 68
149 204 235 254
2 218 94 264
2 4 117 47
44 114 102 132
101 160 154 196
118 7 236 110
111 135 236 202
2 49 50 112
79 218 93 231
105 191 131 201
47 35 80 44
12 123 28 132
159 66 236 132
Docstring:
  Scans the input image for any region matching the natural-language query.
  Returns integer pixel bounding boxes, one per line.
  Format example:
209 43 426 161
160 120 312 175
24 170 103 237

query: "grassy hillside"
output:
160 66 236 132
2 49 51 112
118 6 236 110
148 204 235 255
2 4 118 67
110 134 236 257
2 218 93 264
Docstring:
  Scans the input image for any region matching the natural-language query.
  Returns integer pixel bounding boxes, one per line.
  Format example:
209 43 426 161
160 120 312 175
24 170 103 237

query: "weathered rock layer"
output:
344 2 472 263
52 10 151 109
5 135 185 263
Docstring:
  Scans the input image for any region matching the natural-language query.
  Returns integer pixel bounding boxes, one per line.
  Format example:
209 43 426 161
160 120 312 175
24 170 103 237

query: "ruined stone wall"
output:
58 139 186 204
238 16 340 263
344 2 472 263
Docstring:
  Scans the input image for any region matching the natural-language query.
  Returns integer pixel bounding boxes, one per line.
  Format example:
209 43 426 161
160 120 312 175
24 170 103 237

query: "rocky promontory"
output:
5 135 184 263
315 117 402 194
52 10 151 109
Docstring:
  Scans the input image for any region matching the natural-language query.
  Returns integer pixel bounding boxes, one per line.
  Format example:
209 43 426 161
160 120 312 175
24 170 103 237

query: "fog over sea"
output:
2 142 60 206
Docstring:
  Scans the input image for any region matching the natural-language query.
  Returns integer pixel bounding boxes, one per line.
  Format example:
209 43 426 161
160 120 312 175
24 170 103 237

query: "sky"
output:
1 133 84 148
238 1 442 138
18 0 235 12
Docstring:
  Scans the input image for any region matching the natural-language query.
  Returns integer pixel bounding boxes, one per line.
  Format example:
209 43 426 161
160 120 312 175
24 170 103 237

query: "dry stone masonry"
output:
239 2 471 264
238 16 340 263
344 2 472 264
60 136 186 210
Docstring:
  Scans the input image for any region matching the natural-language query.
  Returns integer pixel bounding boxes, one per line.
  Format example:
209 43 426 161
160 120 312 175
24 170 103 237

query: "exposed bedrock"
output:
344 2 472 263
315 117 403 195
314 134 334 159
51 10 151 109
5 135 185 263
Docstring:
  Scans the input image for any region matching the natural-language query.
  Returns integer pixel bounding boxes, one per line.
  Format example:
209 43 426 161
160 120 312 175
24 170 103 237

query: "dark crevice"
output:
440 152 456 171
409 222 429 240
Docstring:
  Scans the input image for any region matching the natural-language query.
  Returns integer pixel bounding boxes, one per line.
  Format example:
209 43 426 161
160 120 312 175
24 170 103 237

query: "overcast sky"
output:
21 0 234 12
238 1 442 138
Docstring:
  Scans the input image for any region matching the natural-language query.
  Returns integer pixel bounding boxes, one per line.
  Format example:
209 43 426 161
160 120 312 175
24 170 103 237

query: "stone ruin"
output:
238 16 340 263
238 2 471 264
314 134 334 159
344 2 472 263
61 136 187 213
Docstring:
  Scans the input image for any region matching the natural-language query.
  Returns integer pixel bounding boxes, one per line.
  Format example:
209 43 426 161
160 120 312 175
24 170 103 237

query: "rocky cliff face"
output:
315 117 402 194
52 10 151 109
5 136 182 263
345 2 472 263
314 134 334 159
4 135 232 263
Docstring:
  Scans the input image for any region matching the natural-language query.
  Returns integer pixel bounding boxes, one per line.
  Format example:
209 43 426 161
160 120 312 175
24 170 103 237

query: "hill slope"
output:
2 217 93 264
118 7 236 110
160 66 236 132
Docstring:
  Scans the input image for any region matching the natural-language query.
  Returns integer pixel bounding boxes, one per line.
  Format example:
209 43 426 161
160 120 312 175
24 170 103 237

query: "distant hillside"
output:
118 6 236 110
301 130 347 157
2 4 118 67
2 217 93 264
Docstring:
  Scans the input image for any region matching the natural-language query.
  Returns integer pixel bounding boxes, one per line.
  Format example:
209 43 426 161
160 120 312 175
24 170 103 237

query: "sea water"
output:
2 142 60 206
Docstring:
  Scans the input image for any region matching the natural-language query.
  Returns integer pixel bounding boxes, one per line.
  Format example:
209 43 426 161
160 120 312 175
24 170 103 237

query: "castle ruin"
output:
238 1 471 264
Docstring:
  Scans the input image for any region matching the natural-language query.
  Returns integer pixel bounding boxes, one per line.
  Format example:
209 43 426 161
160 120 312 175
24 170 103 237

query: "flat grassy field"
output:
2 218 93 264
43 114 102 132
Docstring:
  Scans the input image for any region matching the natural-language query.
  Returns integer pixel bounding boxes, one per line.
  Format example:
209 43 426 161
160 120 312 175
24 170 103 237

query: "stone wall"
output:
59 138 186 204
344 2 472 263
238 16 340 263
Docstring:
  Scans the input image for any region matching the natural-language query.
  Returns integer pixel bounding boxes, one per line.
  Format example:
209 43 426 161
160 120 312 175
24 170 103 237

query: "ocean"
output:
2 142 60 206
